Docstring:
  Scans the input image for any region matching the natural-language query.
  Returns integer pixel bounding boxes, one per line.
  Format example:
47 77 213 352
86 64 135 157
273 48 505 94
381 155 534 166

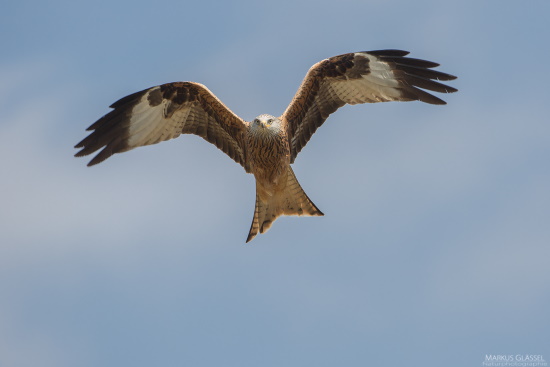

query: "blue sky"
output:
1 0 549 366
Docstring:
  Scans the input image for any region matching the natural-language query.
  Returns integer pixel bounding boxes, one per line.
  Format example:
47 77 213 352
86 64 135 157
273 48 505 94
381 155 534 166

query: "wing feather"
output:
282 50 457 162
75 82 250 170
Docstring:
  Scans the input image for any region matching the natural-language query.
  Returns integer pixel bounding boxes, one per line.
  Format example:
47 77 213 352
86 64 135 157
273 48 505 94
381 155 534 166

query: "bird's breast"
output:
246 131 290 186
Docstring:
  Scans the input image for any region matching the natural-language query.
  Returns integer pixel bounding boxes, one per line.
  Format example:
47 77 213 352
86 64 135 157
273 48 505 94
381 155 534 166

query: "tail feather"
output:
246 167 323 243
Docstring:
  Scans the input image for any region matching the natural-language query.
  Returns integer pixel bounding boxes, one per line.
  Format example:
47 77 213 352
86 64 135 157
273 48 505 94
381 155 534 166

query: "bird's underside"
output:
75 49 457 242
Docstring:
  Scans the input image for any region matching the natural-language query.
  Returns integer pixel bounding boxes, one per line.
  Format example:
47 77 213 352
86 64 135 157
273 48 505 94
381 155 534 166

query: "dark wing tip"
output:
367 49 410 57
73 145 110 166
444 73 458 81
75 91 145 166
401 87 448 105
444 85 458 93
74 149 87 157
430 97 447 105
85 149 111 166
374 50 457 102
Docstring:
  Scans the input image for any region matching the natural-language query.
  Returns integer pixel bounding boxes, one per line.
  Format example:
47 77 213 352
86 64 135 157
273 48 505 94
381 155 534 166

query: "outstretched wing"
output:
75 82 250 170
282 50 457 162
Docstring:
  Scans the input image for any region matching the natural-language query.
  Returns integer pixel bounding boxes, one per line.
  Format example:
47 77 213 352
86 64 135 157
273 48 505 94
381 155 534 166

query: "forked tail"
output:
246 167 323 243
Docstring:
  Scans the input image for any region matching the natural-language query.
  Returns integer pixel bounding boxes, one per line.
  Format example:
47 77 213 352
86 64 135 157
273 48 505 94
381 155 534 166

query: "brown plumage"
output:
75 49 457 242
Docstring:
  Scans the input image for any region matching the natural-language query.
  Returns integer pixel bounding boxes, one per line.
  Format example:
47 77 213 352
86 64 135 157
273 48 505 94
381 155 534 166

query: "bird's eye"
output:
267 119 273 124
254 119 259 124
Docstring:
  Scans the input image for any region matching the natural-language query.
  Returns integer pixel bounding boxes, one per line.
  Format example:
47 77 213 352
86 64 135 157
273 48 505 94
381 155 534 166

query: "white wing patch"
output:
361 53 397 81
127 88 185 148
328 53 403 104
358 53 403 102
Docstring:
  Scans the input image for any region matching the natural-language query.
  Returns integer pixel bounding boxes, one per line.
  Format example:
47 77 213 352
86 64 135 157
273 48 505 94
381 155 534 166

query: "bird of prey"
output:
75 49 457 242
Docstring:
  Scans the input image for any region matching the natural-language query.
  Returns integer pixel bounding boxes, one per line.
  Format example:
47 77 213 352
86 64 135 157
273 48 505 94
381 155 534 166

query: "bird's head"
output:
250 114 282 136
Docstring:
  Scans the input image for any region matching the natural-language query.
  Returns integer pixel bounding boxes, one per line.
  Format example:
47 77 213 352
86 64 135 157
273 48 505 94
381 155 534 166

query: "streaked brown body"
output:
75 49 457 242
246 118 290 188
245 114 323 242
